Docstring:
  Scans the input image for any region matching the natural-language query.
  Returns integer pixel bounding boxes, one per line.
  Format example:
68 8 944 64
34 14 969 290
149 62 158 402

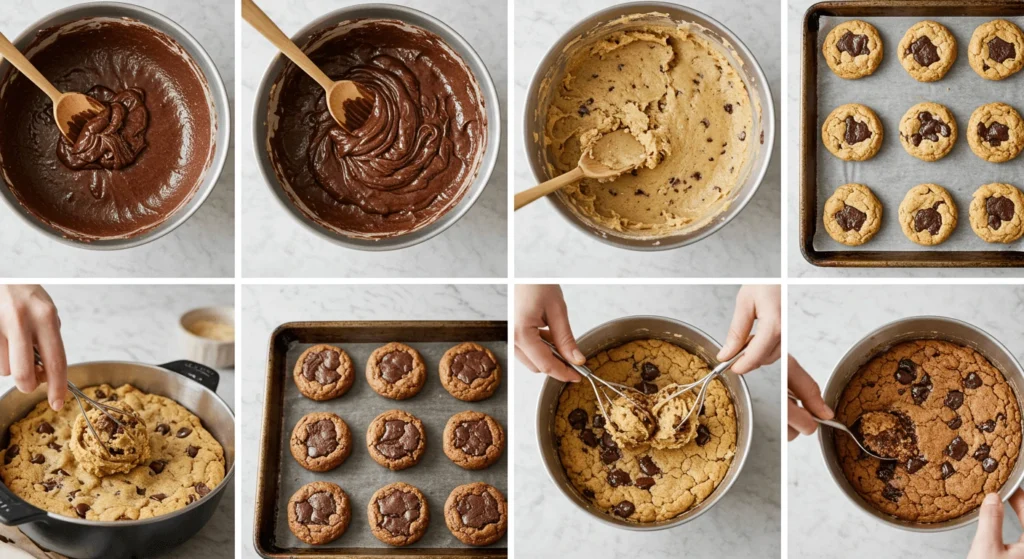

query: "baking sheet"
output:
814 14 1024 253
272 339 508 550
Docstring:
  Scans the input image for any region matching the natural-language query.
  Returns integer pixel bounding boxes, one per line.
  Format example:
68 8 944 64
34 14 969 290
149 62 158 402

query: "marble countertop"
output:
0 0 235 278
514 285 781 558
240 0 507 278
239 284 507 558
513 0 781 278
788 285 1024 557
0 285 236 559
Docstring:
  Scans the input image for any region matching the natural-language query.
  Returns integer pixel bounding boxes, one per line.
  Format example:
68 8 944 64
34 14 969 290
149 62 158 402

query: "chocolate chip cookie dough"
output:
823 20 884 79
367 482 429 546
69 403 149 477
287 481 351 545
0 384 225 521
555 339 736 523
835 340 1022 523
365 410 426 471
542 15 755 237
443 482 507 546
822 103 883 161
293 344 354 401
443 411 504 470
898 21 957 82
898 184 958 246
899 102 957 162
823 183 883 246
289 412 352 472
366 343 426 400
968 103 1024 163
969 183 1024 244
968 19 1024 80
439 342 501 402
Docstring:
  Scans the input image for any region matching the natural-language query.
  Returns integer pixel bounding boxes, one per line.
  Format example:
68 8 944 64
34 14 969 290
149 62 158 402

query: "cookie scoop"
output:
70 402 150 477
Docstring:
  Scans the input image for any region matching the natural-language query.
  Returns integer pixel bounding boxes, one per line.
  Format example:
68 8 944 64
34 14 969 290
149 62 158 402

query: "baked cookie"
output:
898 21 957 81
898 184 958 246
365 410 426 470
898 102 957 161
967 103 1024 163
822 103 883 161
823 183 883 246
822 20 884 79
367 482 429 546
289 412 352 472
968 19 1024 80
443 411 505 470
287 481 351 545
366 342 426 400
439 342 501 401
444 483 507 546
969 183 1024 243
293 344 354 401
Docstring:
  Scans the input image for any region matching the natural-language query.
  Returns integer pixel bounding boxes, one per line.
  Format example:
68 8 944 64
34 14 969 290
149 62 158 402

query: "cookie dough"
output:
898 21 957 82
439 342 501 402
898 184 958 246
969 183 1024 243
555 339 736 523
835 340 1022 523
968 19 1024 80
443 411 505 470
542 18 755 237
287 481 351 545
823 183 883 246
367 482 429 547
69 403 150 477
899 102 957 161
967 103 1024 163
366 342 426 400
822 103 883 161
605 393 656 448
444 482 507 546
365 410 426 471
650 387 699 449
293 344 354 401
0 384 225 521
858 411 918 462
823 20 884 79
289 412 352 472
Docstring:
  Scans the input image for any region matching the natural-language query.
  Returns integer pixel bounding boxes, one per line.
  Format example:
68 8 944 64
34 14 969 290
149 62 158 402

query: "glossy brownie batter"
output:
0 18 214 240
267 20 487 239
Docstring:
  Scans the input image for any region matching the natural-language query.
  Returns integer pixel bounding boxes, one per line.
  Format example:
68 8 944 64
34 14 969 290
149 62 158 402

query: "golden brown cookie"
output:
444 483 507 546
823 20 884 79
287 481 351 545
365 410 426 471
439 342 501 401
969 183 1024 243
823 183 883 246
967 103 1024 163
289 412 352 472
443 411 504 470
898 102 957 161
898 184 958 246
898 21 957 81
822 103 884 161
367 482 429 546
968 19 1024 80
293 344 354 401
366 342 426 400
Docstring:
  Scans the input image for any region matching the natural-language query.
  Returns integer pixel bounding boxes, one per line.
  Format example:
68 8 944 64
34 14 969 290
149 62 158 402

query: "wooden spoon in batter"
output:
515 129 646 210
0 30 104 142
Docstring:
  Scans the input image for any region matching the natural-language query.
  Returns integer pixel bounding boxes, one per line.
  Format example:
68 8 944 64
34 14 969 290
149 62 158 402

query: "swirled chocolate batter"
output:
267 20 487 239
0 18 215 240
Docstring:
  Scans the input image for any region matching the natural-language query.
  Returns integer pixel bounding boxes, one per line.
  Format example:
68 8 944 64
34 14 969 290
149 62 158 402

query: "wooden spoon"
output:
0 30 104 142
242 0 372 132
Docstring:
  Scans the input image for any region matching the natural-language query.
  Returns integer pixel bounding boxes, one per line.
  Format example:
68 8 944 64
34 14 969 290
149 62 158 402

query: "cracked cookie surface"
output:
823 183 883 246
967 103 1024 163
899 102 957 162
898 21 957 82
898 183 958 246
293 344 354 401
968 19 1024 80
823 20 884 79
835 340 1022 523
367 482 429 546
822 103 883 161
969 183 1024 244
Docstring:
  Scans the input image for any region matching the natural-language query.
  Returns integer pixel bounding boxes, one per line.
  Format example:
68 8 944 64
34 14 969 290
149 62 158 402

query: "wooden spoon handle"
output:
242 0 334 92
0 31 60 103
514 167 584 211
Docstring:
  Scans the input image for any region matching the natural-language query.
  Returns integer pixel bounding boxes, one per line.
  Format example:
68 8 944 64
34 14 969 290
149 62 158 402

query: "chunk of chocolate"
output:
612 500 635 518
906 36 940 67
988 37 1016 64
607 469 632 487
567 408 588 430
945 436 968 461
940 462 955 479
963 373 983 389
895 359 917 385
834 205 867 232
986 196 1015 230
944 390 964 410
837 31 871 56
844 116 872 145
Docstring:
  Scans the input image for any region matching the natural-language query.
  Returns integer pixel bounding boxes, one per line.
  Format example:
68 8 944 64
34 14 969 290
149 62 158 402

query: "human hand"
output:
717 285 781 374
968 490 1024 558
0 285 67 410
514 285 583 382
787 355 834 440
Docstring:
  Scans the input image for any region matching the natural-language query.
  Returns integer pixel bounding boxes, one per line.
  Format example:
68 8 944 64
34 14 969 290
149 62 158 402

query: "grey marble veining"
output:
240 0 507 278
238 284 507 558
0 285 236 559
513 0 781 278
0 0 235 278
788 285 1024 557
514 285 781 558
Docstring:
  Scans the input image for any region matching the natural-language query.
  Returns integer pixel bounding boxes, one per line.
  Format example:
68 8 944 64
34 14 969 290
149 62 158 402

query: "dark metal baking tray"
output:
253 321 508 558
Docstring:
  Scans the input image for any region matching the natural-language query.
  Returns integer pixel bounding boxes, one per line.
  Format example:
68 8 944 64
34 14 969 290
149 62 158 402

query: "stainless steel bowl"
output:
252 3 501 251
818 316 1024 532
535 315 752 530
523 2 775 251
0 2 230 250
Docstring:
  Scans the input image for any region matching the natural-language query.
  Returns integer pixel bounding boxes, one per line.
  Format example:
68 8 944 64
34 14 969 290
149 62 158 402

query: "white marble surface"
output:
238 284 507 558
786 0 1022 277
240 0 507 278
513 0 781 278
0 284 236 558
514 285 781 558
0 0 235 278
788 285 1024 557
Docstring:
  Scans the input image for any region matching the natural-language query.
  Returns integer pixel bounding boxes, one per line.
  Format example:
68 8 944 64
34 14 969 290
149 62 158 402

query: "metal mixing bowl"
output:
818 316 1024 532
252 3 501 251
523 2 775 250
535 315 752 530
0 2 230 250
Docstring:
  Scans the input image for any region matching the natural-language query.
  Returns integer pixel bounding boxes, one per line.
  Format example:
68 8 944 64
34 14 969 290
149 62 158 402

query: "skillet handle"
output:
0 478 47 525
159 360 220 392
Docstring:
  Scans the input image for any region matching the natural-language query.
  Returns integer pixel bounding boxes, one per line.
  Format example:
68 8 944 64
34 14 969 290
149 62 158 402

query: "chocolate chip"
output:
978 121 1010 147
612 501 635 518
568 408 588 430
94 390 106 399
986 196 1015 230
913 112 950 145
906 35 940 67
41 480 58 492
51 468 68 476
176 427 192 438
635 381 658 395
834 205 867 232
837 30 870 56
600 432 616 450
988 36 1016 64
895 359 917 384
639 456 661 476
149 460 167 474
913 202 945 235
36 422 54 435
691 172 702 181
155 424 170 435
974 443 991 461
983 458 999 473
911 374 933 405
592 414 606 429
700 118 710 128
947 416 962 430
27 453 43 464
600 446 621 464
195 483 210 496
979 419 996 433
150 493 167 502
738 131 746 141
941 462 955 479
944 391 964 410
577 104 590 117
607 469 632 487
580 429 598 447
4 444 19 465
695 425 711 446
137 486 145 496
74 503 90 518
843 116 872 145
963 372 983 389
582 489 595 500
945 436 968 461
640 362 660 381
724 104 733 114
876 461 895 482
186 445 199 458
906 457 927 474
635 476 656 490
187 494 196 505
882 484 902 503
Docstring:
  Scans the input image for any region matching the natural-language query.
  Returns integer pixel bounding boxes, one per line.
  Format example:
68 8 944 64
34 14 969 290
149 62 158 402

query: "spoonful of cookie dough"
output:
787 389 903 461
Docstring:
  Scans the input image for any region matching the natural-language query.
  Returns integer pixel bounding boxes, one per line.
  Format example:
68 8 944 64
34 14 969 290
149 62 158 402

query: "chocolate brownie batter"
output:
267 20 487 239
0 18 215 240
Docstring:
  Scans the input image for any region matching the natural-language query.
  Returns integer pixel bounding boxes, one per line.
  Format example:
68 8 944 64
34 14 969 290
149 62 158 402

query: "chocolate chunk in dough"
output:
378 491 420 535
834 204 867 232
844 117 872 145
978 121 1011 147
914 202 944 235
906 36 940 67
454 420 493 456
988 37 1017 64
837 31 871 57
986 196 1015 230
457 492 500 529
380 351 414 384
295 491 335 525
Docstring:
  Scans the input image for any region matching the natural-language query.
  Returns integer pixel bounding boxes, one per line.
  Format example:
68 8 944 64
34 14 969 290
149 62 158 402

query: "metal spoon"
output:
787 389 893 460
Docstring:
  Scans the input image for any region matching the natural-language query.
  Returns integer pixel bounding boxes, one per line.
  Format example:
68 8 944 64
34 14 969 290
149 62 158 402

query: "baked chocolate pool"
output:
0 18 215 240
267 19 487 239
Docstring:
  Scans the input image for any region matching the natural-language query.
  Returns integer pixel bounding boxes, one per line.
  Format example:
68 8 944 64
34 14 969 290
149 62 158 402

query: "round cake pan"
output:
252 3 501 251
818 316 1024 532
523 2 775 251
535 315 753 530
0 2 230 251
